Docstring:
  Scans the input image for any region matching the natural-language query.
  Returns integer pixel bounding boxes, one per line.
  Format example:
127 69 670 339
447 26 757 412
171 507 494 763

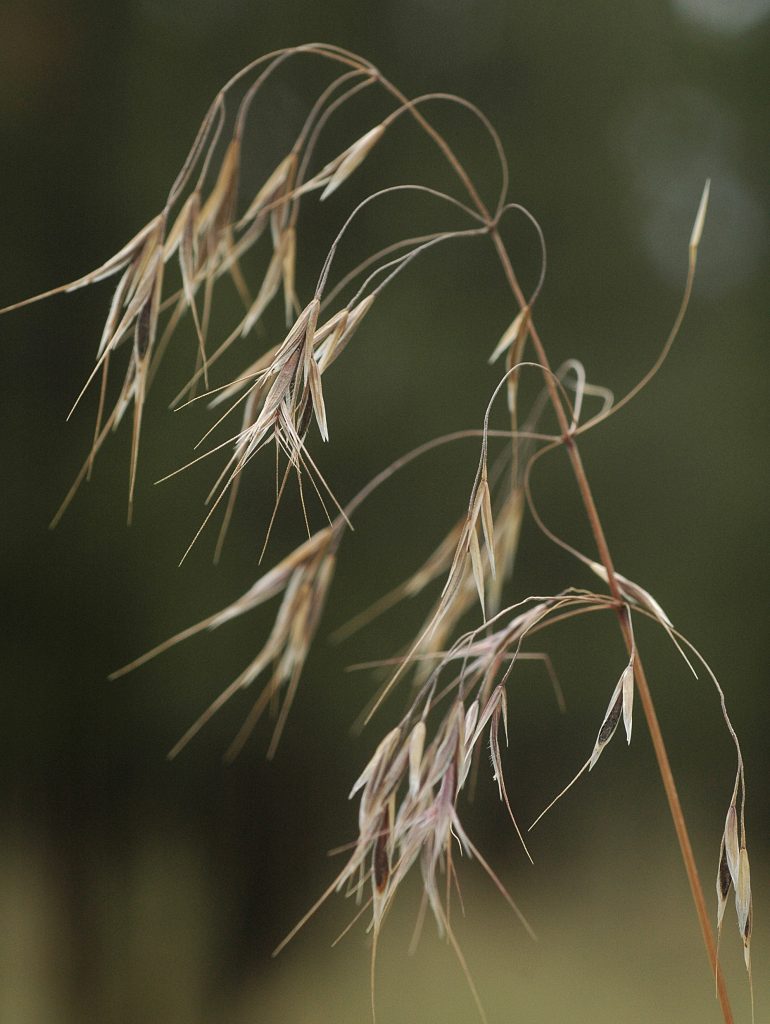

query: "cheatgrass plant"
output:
2 42 754 1023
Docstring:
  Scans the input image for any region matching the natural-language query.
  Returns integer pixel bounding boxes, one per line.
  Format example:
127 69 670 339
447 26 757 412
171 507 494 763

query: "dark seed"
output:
373 808 390 893
597 692 623 746
718 844 732 900
135 298 152 359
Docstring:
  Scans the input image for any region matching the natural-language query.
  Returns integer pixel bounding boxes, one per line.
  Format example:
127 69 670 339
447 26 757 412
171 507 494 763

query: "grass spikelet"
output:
489 305 530 364
735 847 751 938
723 805 740 888
716 837 731 934
530 647 638 831
620 656 635 744
689 178 710 258
238 152 297 228
318 124 386 200
588 681 623 770
111 525 339 758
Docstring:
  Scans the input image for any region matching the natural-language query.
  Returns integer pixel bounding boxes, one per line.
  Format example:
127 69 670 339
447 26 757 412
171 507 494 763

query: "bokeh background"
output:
0 2 768 1022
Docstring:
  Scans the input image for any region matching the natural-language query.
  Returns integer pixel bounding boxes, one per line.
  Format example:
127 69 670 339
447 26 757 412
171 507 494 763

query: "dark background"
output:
0 2 767 1022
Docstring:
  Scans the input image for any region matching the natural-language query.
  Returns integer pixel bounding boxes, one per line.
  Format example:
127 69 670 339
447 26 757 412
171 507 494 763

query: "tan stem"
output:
488 226 733 1023
368 79 731 1012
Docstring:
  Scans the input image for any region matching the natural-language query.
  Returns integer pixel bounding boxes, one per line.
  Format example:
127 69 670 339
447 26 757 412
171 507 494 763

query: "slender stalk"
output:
490 229 733 1022
376 74 735 1020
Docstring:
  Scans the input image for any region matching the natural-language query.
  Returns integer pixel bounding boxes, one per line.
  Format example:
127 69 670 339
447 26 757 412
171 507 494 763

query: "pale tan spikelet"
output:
217 528 332 625
315 308 349 373
238 152 297 229
281 226 299 325
300 297 321 385
620 657 634 744
408 722 426 797
716 837 731 933
486 700 532 862
468 524 486 618
112 526 331 677
349 728 401 800
488 305 530 364
453 467 498 620
1 214 165 317
213 210 269 283
588 561 672 627
199 529 337 760
96 267 132 359
317 294 375 372
735 846 751 937
205 346 279 409
164 192 198 261
463 702 479 750
307 358 328 441
331 518 464 644
90 215 167 288
242 247 284 335
488 486 524 615
95 228 166 368
588 679 623 770
93 219 166 362
724 805 740 887
478 476 496 579
743 899 753 980
177 194 202 304
690 178 711 256
161 191 210 379
735 846 754 998
588 561 698 677
319 124 385 200
197 137 241 237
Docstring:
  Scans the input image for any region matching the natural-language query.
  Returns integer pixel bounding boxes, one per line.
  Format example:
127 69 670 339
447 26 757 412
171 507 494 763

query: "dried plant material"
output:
316 294 375 371
408 722 426 797
743 901 754 982
587 561 697 677
488 486 524 615
588 561 671 627
478 476 496 578
281 225 299 325
489 306 530 364
735 846 751 938
620 657 635 744
690 178 711 255
733 843 754 1010
2 46 749 1024
723 804 741 888
244 246 286 335
530 650 638 830
588 681 623 770
111 526 339 759
441 463 497 620
168 299 336 547
197 138 241 241
238 153 298 229
169 294 377 559
317 124 386 200
275 692 534 970
0 214 166 318
350 727 402 800
716 837 731 934
372 803 393 896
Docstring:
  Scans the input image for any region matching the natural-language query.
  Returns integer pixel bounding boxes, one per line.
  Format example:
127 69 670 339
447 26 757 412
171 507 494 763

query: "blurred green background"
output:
0 2 767 1022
